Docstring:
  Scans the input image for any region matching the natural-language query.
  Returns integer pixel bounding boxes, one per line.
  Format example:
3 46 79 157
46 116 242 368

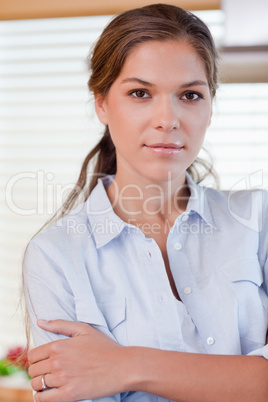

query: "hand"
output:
28 320 129 402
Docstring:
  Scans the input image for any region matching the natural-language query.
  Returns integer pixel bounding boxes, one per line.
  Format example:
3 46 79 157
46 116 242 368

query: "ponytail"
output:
59 126 116 217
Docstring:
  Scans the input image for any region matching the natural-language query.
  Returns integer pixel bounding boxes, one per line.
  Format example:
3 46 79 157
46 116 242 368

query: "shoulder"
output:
201 185 268 232
203 184 268 211
26 200 97 266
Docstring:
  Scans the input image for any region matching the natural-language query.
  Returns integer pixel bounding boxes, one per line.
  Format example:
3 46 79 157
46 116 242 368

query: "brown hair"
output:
61 3 219 216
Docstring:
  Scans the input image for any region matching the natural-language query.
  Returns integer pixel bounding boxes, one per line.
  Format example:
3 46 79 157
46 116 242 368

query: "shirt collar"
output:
185 172 217 229
86 175 127 249
86 173 217 248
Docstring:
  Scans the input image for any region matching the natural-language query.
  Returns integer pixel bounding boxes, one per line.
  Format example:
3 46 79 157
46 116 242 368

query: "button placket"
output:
181 213 189 222
174 242 182 251
148 239 185 350
207 337 215 346
183 287 192 295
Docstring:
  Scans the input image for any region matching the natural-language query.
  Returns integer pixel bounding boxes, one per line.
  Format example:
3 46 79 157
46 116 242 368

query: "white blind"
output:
0 11 268 355
0 15 110 355
206 83 268 189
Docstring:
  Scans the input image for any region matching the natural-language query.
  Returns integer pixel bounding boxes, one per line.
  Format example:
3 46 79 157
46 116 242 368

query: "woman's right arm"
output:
24 238 122 402
29 319 268 402
24 239 79 345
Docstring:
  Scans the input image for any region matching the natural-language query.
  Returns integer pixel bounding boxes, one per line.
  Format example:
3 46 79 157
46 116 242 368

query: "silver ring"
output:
41 374 47 390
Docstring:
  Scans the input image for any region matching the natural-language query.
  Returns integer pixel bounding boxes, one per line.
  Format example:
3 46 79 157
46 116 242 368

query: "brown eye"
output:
182 92 201 101
130 89 150 99
135 90 146 98
186 93 196 100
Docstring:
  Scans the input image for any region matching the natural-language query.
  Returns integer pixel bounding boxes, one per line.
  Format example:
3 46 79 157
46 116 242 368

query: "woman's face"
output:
95 40 212 184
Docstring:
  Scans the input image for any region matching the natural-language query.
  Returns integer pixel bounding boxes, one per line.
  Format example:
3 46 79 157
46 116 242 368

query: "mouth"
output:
144 143 183 155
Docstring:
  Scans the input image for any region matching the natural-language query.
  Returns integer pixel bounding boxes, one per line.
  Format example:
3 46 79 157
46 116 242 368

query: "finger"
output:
31 373 58 392
28 344 51 365
31 375 43 392
28 358 51 379
37 319 93 337
29 333 72 366
34 387 70 402
31 374 49 392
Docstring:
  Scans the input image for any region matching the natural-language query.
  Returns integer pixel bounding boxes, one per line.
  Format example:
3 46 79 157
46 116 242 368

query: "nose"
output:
153 96 180 132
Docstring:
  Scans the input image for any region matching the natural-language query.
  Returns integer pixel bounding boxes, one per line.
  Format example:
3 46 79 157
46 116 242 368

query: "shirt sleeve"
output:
247 346 268 359
23 237 122 402
248 190 268 360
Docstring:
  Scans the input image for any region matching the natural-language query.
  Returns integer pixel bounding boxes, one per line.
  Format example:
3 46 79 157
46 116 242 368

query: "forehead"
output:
117 40 208 84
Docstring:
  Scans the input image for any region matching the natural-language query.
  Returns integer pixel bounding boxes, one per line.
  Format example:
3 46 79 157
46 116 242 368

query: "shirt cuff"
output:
247 344 268 359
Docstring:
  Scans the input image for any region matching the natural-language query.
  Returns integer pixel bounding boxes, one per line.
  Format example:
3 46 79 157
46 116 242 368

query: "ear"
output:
94 93 109 125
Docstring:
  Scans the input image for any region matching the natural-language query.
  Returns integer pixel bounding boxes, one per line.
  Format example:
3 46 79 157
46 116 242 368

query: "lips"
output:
146 143 182 149
144 143 183 155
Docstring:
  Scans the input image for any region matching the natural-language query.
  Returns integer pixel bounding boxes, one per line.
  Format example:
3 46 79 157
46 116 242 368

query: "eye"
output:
129 90 150 99
181 92 203 101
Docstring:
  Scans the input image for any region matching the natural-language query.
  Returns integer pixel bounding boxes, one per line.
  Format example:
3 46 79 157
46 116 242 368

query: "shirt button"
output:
183 287 192 295
181 214 189 222
174 242 182 251
207 337 215 346
148 252 152 257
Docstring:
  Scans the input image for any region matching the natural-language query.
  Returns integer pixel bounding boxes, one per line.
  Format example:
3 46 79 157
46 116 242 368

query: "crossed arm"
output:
28 319 268 402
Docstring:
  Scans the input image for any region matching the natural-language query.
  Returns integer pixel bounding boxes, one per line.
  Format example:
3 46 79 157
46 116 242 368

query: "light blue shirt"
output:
24 173 268 402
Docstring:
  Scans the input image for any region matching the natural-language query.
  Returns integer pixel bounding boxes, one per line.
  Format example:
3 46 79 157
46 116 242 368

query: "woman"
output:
24 4 268 402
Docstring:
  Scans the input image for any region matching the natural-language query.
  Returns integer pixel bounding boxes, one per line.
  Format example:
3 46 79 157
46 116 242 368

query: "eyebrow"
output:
120 77 155 87
120 77 208 88
180 80 208 88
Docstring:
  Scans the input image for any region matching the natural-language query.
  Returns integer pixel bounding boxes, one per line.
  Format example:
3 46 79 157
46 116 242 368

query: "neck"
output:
106 170 190 224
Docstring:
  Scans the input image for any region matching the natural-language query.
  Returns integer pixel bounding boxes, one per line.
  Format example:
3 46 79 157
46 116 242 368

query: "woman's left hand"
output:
28 319 130 402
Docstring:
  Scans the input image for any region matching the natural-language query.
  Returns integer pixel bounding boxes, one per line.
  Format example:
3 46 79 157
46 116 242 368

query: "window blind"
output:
0 15 111 355
0 11 267 355
206 83 268 189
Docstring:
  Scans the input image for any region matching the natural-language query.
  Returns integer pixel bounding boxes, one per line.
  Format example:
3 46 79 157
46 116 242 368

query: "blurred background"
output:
0 0 268 368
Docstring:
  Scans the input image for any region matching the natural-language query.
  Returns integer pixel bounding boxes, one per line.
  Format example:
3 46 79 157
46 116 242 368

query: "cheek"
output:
191 107 211 133
108 108 147 144
108 122 135 151
183 112 210 151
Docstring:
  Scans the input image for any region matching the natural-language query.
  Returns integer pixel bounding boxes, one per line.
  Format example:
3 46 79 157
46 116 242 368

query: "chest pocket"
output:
97 298 128 346
224 255 268 354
